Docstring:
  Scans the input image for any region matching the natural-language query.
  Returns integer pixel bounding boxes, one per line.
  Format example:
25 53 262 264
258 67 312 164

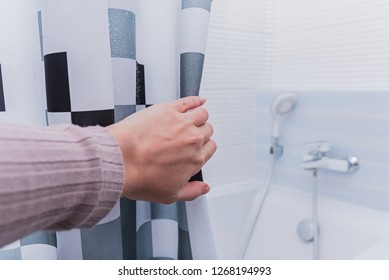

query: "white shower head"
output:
271 92 297 141
271 92 297 117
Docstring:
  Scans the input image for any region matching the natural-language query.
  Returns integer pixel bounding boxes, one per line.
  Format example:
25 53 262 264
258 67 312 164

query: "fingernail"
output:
203 185 210 194
199 97 206 104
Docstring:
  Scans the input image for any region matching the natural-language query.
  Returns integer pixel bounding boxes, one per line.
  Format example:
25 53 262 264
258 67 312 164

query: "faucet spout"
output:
301 141 359 173
302 156 350 172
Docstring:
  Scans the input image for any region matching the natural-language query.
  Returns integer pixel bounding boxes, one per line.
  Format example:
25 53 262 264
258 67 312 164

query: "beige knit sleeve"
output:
0 123 124 247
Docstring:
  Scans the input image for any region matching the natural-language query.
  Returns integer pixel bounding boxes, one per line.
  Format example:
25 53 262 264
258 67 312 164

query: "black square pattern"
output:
136 62 146 105
44 52 71 112
71 109 115 127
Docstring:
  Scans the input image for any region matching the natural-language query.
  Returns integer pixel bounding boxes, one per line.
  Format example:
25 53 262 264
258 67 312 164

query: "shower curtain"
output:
0 0 216 260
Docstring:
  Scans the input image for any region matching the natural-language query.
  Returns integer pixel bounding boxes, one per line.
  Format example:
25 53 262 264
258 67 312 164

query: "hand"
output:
106 96 216 204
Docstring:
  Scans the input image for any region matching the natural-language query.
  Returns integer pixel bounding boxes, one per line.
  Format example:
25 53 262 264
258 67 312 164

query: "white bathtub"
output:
207 180 389 259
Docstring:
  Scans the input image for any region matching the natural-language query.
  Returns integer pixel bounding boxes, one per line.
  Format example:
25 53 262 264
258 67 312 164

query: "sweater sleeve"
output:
0 123 124 248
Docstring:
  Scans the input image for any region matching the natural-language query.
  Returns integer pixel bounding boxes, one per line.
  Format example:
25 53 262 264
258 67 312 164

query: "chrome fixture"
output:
270 92 297 157
302 141 359 173
297 219 316 242
300 141 359 259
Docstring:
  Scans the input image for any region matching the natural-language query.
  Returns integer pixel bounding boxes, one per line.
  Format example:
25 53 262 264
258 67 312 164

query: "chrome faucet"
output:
301 141 359 173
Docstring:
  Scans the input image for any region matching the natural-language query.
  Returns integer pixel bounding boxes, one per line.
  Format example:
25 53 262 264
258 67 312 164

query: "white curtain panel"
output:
0 0 216 260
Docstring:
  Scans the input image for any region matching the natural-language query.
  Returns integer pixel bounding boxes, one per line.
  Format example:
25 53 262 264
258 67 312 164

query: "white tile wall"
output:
269 0 389 91
254 0 389 213
256 91 389 213
201 0 270 188
205 0 389 260
203 0 389 213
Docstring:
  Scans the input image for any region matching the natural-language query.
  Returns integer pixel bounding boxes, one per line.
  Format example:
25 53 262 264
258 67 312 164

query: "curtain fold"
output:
0 0 215 260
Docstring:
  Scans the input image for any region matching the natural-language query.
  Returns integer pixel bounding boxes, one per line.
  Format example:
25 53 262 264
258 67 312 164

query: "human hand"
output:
106 96 216 204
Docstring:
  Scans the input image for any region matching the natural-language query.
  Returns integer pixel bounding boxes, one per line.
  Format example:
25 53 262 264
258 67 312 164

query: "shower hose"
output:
239 152 277 259
312 170 319 260
239 155 320 260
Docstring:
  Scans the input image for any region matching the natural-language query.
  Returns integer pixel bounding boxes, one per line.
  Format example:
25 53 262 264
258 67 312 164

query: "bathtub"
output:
207 180 389 259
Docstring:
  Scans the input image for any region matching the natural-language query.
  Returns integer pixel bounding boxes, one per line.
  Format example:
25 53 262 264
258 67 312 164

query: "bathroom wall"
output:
256 91 389 213
204 0 389 259
255 0 389 213
201 0 270 188
252 0 389 258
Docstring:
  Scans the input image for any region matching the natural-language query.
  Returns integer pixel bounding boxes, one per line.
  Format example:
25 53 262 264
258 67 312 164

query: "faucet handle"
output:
302 141 331 162
304 141 331 154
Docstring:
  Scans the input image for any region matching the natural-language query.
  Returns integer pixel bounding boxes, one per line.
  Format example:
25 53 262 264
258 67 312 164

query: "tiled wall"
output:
254 0 389 214
201 0 270 188
204 0 389 259
255 91 389 214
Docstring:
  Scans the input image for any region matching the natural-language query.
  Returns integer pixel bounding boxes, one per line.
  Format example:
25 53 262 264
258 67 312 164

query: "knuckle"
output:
204 140 217 162
182 116 193 127
199 107 209 120
179 100 189 111
187 130 203 146
210 139 217 151
193 133 204 146
204 109 210 120
195 154 207 166
177 97 196 112
208 123 214 135
210 142 217 157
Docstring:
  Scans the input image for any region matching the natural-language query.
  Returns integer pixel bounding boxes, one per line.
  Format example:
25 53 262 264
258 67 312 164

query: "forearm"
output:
0 123 124 247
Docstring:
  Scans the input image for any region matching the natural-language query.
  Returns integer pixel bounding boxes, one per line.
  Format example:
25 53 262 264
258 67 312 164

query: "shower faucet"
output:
301 141 359 173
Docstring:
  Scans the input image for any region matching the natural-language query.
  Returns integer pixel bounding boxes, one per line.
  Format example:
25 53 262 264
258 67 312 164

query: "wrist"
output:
105 123 139 198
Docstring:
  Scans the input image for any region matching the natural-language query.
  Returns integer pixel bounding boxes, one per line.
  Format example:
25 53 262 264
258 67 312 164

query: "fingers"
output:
174 181 210 201
187 107 209 127
201 139 217 164
173 96 209 127
197 123 214 143
174 96 206 113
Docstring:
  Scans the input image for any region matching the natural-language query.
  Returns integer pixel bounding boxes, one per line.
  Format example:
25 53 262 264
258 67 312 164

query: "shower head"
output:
271 92 297 117
271 92 297 141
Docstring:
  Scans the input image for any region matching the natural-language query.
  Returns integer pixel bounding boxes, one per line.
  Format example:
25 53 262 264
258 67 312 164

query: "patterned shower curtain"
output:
0 0 216 260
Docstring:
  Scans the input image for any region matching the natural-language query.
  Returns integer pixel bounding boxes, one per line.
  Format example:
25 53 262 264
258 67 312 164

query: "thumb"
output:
174 181 210 201
174 96 206 113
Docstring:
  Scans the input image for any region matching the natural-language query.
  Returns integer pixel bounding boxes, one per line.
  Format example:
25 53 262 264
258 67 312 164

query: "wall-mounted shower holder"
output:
270 138 283 157
301 141 359 173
